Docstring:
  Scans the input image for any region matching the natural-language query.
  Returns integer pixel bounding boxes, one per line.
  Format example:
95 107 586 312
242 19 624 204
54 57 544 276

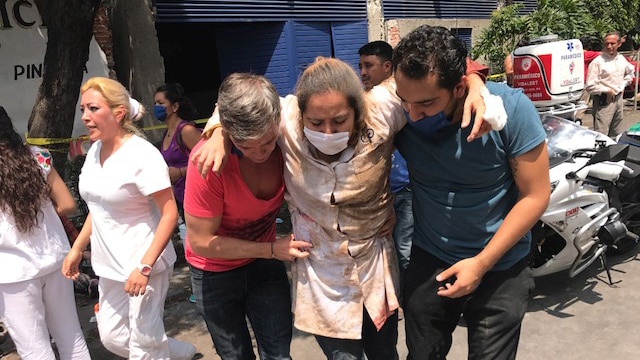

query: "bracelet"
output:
270 241 275 259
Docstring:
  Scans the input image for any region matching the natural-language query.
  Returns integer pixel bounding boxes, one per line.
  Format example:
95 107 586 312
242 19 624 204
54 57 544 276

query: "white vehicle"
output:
513 35 587 120
531 115 639 282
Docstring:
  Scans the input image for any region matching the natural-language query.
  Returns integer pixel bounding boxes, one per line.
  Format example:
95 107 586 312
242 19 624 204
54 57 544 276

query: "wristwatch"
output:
137 263 153 277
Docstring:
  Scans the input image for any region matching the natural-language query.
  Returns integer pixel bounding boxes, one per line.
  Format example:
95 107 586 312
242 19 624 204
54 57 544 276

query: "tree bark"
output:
112 0 166 146
28 0 101 172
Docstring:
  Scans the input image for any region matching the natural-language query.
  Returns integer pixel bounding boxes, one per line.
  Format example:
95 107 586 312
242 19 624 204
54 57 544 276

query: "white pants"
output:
96 269 195 360
0 269 91 360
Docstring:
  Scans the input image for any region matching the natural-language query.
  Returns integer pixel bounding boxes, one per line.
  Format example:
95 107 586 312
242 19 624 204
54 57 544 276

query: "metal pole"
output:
635 48 639 110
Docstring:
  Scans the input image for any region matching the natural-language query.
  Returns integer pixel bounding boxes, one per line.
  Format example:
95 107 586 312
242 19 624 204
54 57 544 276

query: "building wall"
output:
92 4 116 79
366 0 385 41
387 18 492 47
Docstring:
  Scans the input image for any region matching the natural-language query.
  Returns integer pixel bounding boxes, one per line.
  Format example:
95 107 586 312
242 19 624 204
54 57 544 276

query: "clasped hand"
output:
124 270 149 297
435 257 487 298
272 234 313 261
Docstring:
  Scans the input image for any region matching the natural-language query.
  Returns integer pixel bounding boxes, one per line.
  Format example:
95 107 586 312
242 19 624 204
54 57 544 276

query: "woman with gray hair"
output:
184 73 312 359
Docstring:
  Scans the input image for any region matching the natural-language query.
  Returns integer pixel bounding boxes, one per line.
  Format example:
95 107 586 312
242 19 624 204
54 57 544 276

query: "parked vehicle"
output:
531 115 639 283
0 319 7 345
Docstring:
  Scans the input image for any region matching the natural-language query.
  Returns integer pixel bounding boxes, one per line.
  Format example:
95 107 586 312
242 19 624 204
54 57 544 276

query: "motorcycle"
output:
530 115 640 283
0 319 6 344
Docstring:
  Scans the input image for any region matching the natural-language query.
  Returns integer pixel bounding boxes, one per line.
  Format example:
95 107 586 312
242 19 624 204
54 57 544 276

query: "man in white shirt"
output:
586 31 634 137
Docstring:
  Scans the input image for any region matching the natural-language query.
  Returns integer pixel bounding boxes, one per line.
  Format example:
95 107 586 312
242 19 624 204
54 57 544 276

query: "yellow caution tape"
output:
487 73 506 81
25 117 209 147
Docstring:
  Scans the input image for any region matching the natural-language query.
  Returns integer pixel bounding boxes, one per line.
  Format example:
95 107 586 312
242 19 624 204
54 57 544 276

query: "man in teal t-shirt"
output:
393 25 550 360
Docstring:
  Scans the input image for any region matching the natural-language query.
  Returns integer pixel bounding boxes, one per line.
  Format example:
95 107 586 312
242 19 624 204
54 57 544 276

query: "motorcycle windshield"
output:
542 115 610 167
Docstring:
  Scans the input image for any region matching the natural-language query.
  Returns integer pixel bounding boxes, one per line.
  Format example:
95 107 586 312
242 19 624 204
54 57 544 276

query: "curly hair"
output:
392 25 467 91
0 106 49 233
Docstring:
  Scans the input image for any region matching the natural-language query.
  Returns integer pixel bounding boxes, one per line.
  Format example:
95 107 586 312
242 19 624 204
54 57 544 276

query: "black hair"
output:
155 83 199 120
0 106 49 233
358 40 393 63
392 25 467 91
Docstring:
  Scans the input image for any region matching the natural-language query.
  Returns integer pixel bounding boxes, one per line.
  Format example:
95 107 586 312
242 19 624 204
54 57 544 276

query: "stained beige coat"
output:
280 79 406 339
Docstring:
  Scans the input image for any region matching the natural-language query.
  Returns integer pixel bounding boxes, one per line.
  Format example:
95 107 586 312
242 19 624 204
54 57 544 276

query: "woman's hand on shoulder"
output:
190 127 229 178
462 74 492 142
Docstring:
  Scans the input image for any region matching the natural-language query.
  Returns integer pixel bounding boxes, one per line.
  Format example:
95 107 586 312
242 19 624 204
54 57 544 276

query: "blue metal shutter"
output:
292 22 333 81
331 21 369 74
215 22 294 96
155 0 367 23
452 28 472 52
383 0 497 19
292 21 367 80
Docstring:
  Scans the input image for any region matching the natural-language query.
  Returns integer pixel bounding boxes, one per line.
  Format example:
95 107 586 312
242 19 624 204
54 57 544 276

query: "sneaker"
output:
169 338 197 360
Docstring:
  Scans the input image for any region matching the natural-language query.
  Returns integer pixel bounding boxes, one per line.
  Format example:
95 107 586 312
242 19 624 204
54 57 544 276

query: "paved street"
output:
2 104 640 360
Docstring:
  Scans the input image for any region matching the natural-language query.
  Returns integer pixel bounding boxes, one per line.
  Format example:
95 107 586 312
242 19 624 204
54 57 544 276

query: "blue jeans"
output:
190 259 292 360
393 186 414 291
404 246 534 360
315 307 398 360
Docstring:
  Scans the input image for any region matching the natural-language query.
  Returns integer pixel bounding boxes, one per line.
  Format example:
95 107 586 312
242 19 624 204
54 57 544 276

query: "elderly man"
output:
586 31 634 137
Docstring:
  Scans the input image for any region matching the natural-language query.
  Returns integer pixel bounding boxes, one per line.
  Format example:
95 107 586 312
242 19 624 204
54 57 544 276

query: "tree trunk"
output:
112 0 166 146
28 0 101 172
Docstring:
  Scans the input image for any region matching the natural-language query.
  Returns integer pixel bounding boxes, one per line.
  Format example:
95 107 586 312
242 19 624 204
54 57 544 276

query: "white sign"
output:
0 0 109 139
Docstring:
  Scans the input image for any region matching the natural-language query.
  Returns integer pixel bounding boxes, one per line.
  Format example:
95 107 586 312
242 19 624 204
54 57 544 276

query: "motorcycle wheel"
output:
607 236 638 255
608 206 640 255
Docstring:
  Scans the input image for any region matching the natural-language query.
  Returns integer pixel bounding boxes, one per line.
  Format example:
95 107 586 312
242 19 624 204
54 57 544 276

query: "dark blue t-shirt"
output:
395 82 546 271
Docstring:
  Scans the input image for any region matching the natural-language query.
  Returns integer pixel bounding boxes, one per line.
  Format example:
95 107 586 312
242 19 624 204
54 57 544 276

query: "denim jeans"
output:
392 186 414 292
315 307 399 360
190 259 292 360
404 246 534 360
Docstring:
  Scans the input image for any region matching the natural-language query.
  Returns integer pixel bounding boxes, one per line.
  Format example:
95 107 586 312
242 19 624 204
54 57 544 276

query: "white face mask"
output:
303 127 350 155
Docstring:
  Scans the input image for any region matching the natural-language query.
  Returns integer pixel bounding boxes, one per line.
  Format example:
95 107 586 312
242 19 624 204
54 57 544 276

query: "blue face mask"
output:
154 104 167 122
404 95 456 136
404 110 452 136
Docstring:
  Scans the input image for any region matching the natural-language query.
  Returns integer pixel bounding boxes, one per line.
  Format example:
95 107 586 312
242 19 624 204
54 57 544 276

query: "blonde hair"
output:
80 77 144 137
295 57 367 145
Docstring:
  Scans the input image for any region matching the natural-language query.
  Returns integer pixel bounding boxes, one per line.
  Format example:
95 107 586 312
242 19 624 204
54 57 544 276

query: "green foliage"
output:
525 0 594 39
584 0 640 36
471 4 527 71
472 0 640 72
